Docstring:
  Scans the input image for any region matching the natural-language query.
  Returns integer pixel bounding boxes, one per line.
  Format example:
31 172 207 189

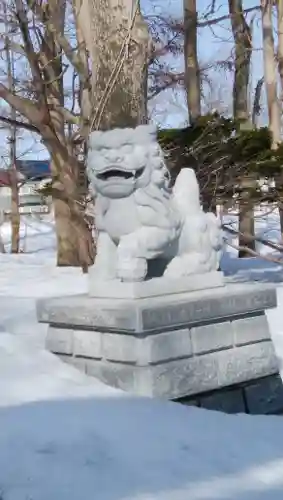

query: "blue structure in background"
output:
16 160 51 180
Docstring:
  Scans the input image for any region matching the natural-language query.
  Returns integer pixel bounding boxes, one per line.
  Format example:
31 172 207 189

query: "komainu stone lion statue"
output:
87 124 223 282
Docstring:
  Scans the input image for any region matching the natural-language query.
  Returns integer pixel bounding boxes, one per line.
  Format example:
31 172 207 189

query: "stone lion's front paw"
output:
164 255 200 277
117 257 147 282
89 262 117 280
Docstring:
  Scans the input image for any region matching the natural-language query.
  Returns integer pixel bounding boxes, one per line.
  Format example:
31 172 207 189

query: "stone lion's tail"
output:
172 168 202 217
172 168 223 272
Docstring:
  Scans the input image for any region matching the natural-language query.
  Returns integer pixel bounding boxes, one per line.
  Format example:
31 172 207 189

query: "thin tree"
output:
183 0 201 123
229 0 255 257
261 0 283 238
261 0 281 148
276 0 283 103
2 1 20 253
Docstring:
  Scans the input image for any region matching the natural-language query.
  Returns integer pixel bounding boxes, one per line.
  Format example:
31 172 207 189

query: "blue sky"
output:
0 0 266 165
149 0 265 126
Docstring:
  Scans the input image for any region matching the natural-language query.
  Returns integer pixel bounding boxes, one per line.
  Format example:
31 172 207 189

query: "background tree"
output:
229 0 255 257
261 0 283 239
84 0 150 130
0 0 149 268
0 0 94 267
262 0 281 149
2 1 20 253
183 0 200 123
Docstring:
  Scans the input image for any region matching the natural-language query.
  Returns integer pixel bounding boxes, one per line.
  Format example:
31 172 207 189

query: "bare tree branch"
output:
27 0 90 87
223 224 283 253
14 0 43 95
226 240 283 265
0 82 44 124
198 5 260 27
0 114 39 132
57 107 80 124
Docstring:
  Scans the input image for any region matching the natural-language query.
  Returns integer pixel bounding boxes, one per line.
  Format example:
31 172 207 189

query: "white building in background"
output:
0 160 51 215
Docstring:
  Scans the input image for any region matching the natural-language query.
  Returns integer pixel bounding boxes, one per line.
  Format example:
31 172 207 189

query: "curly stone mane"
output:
133 143 181 233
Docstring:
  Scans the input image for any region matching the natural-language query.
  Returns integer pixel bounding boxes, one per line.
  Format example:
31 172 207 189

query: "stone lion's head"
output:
87 125 171 199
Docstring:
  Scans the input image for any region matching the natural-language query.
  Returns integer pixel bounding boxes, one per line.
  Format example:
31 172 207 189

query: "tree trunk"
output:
9 168 20 253
183 0 201 124
86 0 149 129
238 175 255 258
277 0 283 103
53 197 94 269
229 0 252 122
262 0 281 148
50 157 95 269
229 0 255 257
72 0 92 125
262 0 283 238
276 0 283 238
3 0 20 253
0 0 96 267
43 0 94 267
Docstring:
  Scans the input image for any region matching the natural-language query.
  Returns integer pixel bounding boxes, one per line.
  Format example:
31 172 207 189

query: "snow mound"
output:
0 334 283 500
0 211 282 499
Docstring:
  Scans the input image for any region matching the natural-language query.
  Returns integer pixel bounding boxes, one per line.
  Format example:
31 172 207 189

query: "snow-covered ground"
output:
0 212 283 499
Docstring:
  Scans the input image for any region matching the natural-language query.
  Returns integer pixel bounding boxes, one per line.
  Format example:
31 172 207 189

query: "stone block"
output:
233 313 270 346
46 326 73 355
85 359 135 392
146 328 192 364
85 359 152 395
89 271 224 299
103 333 138 363
102 328 192 365
59 354 87 373
244 375 283 414
199 388 246 414
73 329 102 359
37 294 139 332
191 321 233 355
149 341 278 399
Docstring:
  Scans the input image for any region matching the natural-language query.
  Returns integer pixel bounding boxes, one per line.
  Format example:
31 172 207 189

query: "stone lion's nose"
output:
105 154 118 162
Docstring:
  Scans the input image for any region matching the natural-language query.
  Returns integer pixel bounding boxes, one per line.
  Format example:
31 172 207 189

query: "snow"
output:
0 212 56 255
0 211 283 499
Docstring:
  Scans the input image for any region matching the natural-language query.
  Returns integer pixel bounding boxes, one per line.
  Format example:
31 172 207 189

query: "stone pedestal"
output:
88 270 225 299
37 278 280 409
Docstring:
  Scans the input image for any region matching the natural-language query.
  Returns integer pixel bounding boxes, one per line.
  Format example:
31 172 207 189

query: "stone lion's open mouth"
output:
97 166 145 181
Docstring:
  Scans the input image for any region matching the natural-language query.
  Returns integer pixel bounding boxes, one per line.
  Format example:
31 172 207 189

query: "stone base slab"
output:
37 282 277 334
37 281 279 401
88 271 224 299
